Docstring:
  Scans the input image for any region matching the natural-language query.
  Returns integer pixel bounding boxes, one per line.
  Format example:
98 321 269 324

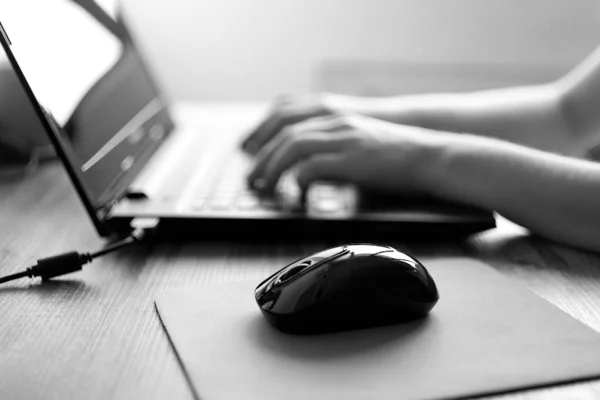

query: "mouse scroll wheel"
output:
279 261 313 283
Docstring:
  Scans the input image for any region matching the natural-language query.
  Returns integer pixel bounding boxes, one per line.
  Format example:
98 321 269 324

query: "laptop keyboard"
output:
187 146 282 213
186 144 359 216
182 127 348 216
190 187 278 213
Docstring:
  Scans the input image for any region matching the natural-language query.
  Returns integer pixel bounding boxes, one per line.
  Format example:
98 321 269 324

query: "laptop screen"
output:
0 0 173 230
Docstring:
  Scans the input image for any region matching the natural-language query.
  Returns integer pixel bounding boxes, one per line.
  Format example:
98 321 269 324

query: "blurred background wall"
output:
119 0 600 101
1 1 600 100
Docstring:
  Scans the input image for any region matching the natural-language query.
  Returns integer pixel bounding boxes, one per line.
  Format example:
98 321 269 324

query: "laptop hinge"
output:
97 200 118 221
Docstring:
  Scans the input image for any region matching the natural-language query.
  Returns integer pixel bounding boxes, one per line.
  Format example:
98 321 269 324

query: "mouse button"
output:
255 288 281 311
309 246 348 263
346 244 391 256
302 247 351 275
277 260 313 284
376 252 431 281
375 250 417 264
255 275 276 301
269 272 326 314
377 252 423 272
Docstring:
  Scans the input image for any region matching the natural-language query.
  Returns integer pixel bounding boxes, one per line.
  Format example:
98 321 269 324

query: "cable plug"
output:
0 218 159 285
28 251 92 281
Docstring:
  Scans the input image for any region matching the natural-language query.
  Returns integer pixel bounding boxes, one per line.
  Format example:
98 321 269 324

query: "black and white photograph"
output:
2 1 600 399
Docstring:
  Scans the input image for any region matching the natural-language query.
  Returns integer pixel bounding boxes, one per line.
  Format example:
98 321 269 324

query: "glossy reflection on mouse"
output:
254 244 439 334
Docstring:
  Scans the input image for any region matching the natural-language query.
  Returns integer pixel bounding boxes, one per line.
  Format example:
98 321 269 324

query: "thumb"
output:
296 154 351 193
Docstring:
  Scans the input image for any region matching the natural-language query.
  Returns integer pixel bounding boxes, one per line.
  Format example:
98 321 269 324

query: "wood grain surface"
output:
2 103 600 400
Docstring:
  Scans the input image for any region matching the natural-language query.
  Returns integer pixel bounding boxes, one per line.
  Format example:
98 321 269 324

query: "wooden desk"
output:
2 103 600 400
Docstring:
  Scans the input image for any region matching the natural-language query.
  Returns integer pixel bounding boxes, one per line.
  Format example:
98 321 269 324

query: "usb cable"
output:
0 218 159 285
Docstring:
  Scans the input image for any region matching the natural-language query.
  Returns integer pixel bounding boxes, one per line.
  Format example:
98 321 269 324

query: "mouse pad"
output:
155 258 600 400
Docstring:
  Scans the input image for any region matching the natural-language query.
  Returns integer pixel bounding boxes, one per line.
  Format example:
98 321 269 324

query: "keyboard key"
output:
207 196 235 211
190 198 207 211
259 198 278 209
236 195 261 211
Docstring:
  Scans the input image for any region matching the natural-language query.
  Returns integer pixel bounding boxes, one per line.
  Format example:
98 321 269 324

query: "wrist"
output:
419 133 497 206
329 93 457 130
408 130 462 197
323 93 378 115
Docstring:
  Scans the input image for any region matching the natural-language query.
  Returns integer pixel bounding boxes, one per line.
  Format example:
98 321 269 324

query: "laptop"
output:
0 1 495 242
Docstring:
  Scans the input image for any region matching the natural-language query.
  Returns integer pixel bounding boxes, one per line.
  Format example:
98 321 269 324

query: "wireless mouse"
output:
254 244 439 334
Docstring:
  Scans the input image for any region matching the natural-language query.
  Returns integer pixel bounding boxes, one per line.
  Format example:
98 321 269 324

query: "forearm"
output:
427 134 600 252
334 84 578 155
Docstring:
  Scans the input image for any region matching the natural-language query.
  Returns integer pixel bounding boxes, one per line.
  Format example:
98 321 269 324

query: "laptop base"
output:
107 214 496 244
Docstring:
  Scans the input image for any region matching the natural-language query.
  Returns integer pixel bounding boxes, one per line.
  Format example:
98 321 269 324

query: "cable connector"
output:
0 219 159 285
29 251 91 281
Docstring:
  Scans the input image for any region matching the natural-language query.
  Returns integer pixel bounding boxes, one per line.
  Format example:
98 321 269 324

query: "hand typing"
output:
247 113 446 196
241 93 370 155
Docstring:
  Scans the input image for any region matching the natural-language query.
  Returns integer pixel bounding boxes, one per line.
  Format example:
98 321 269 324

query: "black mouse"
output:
254 244 439 334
